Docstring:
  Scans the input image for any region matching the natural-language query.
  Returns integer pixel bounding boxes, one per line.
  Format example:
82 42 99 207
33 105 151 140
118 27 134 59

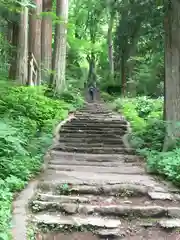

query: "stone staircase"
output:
29 103 180 239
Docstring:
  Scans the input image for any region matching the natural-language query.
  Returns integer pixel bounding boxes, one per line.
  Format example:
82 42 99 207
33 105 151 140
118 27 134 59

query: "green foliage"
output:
134 96 163 118
114 96 180 186
0 82 83 238
101 92 115 102
146 149 180 186
130 52 164 97
0 85 72 129
114 98 147 132
68 0 164 97
56 89 84 109
0 33 11 73
113 0 164 96
0 183 12 240
113 96 164 150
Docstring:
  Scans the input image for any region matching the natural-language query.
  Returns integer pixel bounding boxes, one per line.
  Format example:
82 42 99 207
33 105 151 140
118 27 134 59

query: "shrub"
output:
113 97 164 150
114 98 146 132
101 92 115 102
0 86 73 129
58 89 84 107
146 149 180 185
0 184 12 240
134 96 163 119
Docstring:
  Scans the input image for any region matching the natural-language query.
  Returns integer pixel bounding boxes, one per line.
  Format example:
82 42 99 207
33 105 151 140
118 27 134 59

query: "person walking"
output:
89 85 95 101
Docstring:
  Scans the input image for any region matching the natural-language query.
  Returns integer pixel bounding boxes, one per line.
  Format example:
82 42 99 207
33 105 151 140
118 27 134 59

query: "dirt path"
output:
13 103 180 239
12 180 38 239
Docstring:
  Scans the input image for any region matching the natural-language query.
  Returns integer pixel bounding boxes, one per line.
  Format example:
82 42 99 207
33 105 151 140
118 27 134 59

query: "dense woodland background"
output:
0 0 180 238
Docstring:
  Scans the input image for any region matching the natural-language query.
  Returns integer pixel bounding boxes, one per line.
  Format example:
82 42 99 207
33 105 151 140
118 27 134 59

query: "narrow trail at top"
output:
29 103 180 239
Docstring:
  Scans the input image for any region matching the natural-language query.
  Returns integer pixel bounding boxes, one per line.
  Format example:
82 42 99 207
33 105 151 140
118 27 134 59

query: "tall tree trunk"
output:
9 23 19 80
121 53 126 96
29 0 42 85
41 0 52 83
107 12 114 80
7 22 13 43
127 58 136 97
126 36 140 97
87 52 96 84
51 0 69 93
16 6 28 85
163 0 180 151
163 15 167 121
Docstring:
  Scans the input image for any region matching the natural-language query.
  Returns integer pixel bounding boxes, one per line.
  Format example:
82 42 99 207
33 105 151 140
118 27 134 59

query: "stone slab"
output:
47 165 145 174
33 214 121 228
159 219 180 228
148 192 173 200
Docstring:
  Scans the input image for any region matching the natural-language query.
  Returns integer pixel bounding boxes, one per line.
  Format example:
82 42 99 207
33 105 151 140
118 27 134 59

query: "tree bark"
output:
107 12 115 79
87 52 96 84
51 0 69 93
163 0 180 151
41 0 52 83
16 6 28 85
7 21 13 43
121 53 126 96
9 22 19 80
29 0 42 85
126 35 140 97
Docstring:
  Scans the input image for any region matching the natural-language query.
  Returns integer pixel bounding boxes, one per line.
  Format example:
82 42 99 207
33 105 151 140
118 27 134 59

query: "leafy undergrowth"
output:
112 96 164 151
0 82 84 239
103 93 180 186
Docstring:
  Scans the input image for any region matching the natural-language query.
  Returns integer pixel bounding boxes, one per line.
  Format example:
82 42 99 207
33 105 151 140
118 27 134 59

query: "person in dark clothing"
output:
89 85 95 101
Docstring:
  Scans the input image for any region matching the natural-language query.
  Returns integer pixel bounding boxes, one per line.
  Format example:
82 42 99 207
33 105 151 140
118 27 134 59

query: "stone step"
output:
62 126 127 131
74 115 114 119
48 161 138 168
74 116 126 121
31 213 122 230
52 145 134 154
69 119 127 125
38 223 180 240
59 132 126 139
47 164 144 174
30 201 180 218
60 128 127 134
37 182 157 197
58 142 125 148
75 111 112 117
77 110 111 113
32 192 179 205
32 193 94 203
75 114 112 118
36 231 109 240
80 110 110 113
75 113 112 116
59 137 124 144
77 112 111 115
78 106 109 110
50 151 139 163
64 122 127 129
31 213 180 234
38 172 168 193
